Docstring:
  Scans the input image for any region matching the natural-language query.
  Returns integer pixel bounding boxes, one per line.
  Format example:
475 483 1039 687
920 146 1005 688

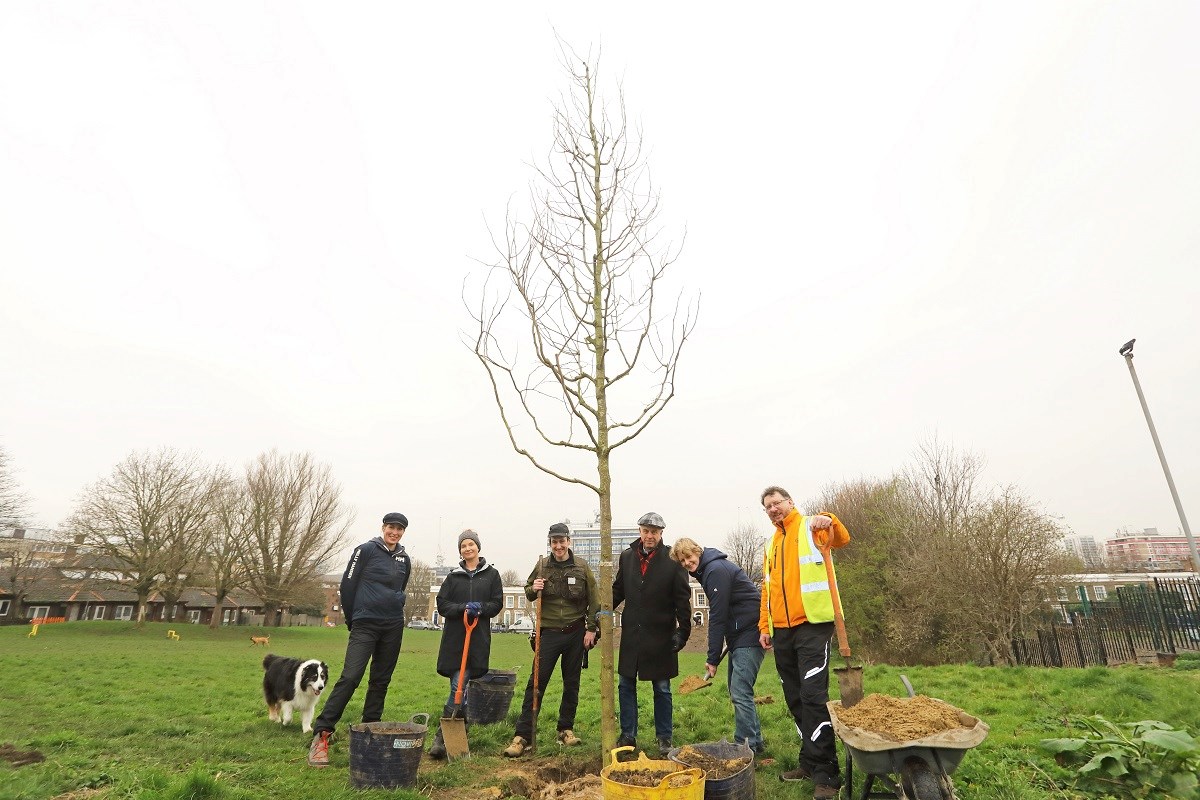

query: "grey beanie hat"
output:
458 529 481 552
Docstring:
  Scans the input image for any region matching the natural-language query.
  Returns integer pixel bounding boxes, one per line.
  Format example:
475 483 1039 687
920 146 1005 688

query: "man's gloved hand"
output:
671 631 685 652
346 620 353 632
465 602 482 620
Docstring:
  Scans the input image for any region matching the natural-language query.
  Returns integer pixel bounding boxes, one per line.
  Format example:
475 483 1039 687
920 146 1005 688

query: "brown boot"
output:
502 736 528 758
556 729 582 747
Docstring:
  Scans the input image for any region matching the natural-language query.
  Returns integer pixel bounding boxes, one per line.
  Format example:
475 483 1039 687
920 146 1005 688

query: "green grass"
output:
3 622 1198 800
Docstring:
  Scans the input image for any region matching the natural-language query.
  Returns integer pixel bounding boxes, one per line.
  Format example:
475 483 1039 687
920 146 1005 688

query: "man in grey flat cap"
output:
612 512 692 757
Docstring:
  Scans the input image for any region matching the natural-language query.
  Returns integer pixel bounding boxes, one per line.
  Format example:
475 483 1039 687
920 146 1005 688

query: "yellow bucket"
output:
601 748 704 800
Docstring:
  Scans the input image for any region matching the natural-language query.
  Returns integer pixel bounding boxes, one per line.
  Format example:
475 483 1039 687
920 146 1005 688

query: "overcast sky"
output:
2 3 1197 574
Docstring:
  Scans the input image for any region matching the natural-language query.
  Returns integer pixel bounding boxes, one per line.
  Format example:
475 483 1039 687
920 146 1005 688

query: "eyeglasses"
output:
763 499 791 511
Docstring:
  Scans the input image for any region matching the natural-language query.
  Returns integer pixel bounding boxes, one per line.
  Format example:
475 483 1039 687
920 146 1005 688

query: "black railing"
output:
1013 577 1200 667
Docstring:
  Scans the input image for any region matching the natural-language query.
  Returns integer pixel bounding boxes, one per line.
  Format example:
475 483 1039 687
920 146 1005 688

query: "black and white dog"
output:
262 654 329 734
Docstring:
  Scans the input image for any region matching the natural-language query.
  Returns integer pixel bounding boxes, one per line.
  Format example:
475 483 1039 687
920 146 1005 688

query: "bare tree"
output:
204 468 250 629
501 567 522 587
0 445 31 527
68 449 218 625
884 439 1074 664
240 451 353 627
466 43 697 749
407 559 437 624
722 522 767 585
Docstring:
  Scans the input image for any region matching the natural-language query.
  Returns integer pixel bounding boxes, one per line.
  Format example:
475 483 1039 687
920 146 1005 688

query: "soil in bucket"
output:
671 746 751 781
349 716 428 789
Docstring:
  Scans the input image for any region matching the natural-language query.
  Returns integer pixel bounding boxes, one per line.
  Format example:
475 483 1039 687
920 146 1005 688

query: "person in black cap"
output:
308 512 412 768
502 522 600 757
612 512 691 757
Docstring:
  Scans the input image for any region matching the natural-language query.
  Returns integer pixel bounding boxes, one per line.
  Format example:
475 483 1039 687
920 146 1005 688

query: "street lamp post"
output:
1118 339 1200 575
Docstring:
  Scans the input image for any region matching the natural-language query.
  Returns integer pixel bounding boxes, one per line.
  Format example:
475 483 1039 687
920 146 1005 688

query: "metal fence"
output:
1013 577 1200 667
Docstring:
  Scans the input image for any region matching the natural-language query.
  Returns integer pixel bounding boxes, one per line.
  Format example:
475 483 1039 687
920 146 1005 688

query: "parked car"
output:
407 618 436 630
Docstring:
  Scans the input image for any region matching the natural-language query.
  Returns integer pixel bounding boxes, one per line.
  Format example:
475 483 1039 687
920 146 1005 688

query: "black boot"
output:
429 704 454 760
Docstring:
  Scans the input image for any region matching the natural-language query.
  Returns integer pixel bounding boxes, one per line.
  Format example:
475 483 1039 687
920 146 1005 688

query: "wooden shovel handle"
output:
818 544 852 659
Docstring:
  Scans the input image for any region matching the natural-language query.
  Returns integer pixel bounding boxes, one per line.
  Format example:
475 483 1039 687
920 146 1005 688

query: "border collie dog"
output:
262 654 329 733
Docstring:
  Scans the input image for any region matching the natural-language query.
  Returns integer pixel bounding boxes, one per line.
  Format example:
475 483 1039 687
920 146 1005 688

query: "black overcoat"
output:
612 540 692 680
435 559 504 680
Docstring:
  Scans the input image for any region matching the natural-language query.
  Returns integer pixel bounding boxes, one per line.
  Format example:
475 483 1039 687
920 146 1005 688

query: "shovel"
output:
817 538 864 707
679 645 728 694
442 610 478 760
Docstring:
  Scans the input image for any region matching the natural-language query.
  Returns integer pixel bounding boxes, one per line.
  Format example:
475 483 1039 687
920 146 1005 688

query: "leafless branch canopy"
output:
466 45 698 489
240 450 353 626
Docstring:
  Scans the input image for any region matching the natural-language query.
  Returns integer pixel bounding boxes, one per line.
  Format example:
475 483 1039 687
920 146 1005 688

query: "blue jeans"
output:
618 674 672 740
444 670 466 708
728 646 765 750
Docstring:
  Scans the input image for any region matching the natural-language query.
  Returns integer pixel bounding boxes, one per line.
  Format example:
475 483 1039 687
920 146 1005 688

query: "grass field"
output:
3 621 1198 800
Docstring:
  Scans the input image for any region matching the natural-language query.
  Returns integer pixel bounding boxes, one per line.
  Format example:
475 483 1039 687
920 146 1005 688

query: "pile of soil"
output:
672 745 751 780
834 694 967 742
539 774 602 800
0 743 44 767
607 768 693 788
678 675 710 694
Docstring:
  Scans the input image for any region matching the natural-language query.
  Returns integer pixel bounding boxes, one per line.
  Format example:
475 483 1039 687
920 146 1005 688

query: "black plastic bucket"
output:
669 740 755 800
466 669 517 725
348 714 429 789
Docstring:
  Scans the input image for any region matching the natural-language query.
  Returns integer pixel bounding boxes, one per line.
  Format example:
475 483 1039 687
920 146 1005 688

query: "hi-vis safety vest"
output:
762 514 838 633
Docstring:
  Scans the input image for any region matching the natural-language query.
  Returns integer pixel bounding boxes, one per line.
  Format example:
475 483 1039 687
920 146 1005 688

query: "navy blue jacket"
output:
692 547 761 667
340 537 411 627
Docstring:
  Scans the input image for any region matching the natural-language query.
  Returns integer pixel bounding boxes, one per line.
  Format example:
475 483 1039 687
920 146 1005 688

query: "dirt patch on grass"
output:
678 676 710 694
0 743 45 767
832 693 968 741
430 758 603 800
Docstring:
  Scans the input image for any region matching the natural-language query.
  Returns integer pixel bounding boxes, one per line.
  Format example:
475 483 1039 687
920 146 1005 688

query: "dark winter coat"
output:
612 539 692 680
692 547 761 667
341 537 411 628
436 559 504 679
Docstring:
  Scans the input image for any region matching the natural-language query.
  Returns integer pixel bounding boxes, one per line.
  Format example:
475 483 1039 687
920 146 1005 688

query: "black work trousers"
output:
513 626 586 740
314 619 405 735
772 621 840 787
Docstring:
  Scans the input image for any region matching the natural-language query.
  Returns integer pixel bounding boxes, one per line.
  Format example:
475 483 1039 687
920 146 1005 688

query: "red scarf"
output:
638 545 658 576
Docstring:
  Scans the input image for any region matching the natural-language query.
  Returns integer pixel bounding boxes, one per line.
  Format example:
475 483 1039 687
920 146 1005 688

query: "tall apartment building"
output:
1105 528 1195 571
1063 534 1106 571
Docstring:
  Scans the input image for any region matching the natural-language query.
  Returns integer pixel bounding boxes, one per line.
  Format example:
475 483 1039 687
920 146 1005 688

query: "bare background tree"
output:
500 567 521 587
0 444 36 619
407 559 437 624
240 451 353 627
467 42 697 749
203 468 251 629
722 522 767 585
792 440 1076 666
69 449 217 624
0 445 30 527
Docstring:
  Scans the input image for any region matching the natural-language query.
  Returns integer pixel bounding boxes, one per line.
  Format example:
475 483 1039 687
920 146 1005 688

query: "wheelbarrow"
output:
827 677 989 800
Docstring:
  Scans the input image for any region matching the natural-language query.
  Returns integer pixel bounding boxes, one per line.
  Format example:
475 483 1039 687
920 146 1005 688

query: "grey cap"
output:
548 522 571 539
382 512 408 528
637 512 666 529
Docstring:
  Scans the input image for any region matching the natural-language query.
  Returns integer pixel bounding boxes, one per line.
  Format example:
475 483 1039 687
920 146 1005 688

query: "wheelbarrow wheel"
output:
900 757 947 800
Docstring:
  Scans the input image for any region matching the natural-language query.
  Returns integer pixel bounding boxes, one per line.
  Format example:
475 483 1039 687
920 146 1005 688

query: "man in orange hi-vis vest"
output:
758 486 850 800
